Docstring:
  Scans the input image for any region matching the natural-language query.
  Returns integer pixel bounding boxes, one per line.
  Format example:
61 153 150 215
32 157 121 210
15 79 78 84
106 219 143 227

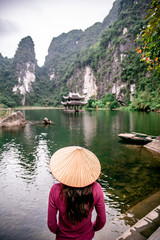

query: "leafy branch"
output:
136 0 160 75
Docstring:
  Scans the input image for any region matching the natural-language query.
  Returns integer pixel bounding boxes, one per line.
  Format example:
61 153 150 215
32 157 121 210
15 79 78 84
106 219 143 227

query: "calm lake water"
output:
0 109 160 240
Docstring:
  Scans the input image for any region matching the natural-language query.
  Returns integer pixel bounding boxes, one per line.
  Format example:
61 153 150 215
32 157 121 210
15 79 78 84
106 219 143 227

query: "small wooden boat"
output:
118 132 157 144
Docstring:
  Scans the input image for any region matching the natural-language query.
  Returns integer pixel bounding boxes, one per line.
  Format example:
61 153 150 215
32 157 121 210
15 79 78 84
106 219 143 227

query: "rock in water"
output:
42 117 52 124
0 111 26 128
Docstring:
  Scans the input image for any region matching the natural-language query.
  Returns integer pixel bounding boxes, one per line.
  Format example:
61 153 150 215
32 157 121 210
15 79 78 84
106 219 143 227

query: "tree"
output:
136 0 160 75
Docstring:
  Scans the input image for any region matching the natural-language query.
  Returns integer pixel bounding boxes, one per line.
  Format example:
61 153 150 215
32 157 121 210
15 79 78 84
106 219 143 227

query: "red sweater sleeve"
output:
93 183 106 231
47 186 59 234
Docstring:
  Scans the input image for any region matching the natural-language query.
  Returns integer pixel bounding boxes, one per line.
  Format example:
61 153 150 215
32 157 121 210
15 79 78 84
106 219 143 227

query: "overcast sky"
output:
0 0 115 66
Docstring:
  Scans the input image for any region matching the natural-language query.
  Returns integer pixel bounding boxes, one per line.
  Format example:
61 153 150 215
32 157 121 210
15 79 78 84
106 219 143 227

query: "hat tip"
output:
77 146 82 150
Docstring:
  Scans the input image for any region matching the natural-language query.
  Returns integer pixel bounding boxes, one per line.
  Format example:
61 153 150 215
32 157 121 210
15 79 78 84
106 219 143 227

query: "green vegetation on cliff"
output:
0 0 159 111
0 54 21 107
14 36 36 64
87 93 119 109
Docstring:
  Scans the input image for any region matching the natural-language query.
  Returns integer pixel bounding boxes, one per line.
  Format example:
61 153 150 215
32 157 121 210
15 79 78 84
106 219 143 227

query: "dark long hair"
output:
60 184 93 225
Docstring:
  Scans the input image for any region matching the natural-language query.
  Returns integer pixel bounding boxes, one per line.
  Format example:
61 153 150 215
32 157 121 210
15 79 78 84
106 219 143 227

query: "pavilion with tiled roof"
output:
61 92 87 111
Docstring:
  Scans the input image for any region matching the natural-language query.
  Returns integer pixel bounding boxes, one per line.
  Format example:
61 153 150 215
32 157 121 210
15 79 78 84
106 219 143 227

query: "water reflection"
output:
101 144 160 208
83 111 97 147
0 109 160 240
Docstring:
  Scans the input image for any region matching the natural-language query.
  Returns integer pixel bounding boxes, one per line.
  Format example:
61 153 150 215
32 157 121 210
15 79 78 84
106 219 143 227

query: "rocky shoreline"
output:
145 136 160 154
116 205 160 240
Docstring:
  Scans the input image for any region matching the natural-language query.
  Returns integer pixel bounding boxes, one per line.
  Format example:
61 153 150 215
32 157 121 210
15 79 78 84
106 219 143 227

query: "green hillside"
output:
0 0 159 110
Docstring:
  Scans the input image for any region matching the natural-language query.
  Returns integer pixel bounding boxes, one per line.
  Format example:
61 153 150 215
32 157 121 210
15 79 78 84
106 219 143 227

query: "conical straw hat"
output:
50 146 101 187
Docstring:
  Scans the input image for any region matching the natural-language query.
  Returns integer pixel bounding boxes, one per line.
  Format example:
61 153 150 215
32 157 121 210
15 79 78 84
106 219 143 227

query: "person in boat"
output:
47 146 106 240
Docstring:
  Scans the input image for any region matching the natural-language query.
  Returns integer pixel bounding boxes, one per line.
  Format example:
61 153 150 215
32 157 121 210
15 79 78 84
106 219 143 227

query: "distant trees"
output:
86 93 119 110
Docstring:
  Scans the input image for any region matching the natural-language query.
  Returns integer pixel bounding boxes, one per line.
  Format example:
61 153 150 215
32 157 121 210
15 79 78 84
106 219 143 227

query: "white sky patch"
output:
0 0 115 66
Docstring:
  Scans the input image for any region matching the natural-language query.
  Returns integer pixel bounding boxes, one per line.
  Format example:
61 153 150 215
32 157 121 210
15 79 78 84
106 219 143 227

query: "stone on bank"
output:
0 111 26 128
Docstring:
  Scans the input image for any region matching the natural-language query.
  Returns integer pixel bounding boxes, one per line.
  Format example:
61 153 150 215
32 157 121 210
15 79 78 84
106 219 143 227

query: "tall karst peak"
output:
0 0 157 109
13 36 37 106
14 36 36 64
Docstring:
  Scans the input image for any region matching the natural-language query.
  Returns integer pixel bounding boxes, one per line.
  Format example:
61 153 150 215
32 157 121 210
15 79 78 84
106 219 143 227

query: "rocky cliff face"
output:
83 67 98 101
66 66 98 101
44 0 122 86
13 62 36 105
62 0 151 105
0 0 153 107
97 27 135 103
13 36 36 105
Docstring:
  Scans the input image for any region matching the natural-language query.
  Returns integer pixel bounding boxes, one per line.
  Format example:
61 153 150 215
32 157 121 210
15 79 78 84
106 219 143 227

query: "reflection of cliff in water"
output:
62 111 83 132
82 111 97 147
101 144 160 212
61 110 160 214
0 120 51 184
62 111 97 147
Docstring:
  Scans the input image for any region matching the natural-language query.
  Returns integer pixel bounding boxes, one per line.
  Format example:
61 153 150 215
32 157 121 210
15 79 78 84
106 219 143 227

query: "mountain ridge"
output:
0 0 159 111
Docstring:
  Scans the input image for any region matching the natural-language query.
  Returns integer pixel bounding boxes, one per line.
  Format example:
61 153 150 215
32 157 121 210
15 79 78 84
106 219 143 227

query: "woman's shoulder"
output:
92 182 104 201
92 181 102 190
92 182 103 194
50 183 62 194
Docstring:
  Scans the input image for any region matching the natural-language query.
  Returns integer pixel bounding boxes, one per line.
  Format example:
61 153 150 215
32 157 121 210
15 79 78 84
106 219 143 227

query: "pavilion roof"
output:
61 100 87 106
63 92 85 100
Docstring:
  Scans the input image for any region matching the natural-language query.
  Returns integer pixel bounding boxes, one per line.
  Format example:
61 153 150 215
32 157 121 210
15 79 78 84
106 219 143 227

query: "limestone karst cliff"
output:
42 0 154 106
13 36 36 105
48 0 152 106
0 0 159 109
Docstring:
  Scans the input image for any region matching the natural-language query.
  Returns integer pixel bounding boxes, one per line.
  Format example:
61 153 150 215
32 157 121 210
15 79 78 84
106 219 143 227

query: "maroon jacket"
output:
48 182 106 240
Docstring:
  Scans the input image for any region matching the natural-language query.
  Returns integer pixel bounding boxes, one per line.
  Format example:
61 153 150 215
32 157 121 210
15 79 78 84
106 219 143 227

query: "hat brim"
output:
50 146 101 187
